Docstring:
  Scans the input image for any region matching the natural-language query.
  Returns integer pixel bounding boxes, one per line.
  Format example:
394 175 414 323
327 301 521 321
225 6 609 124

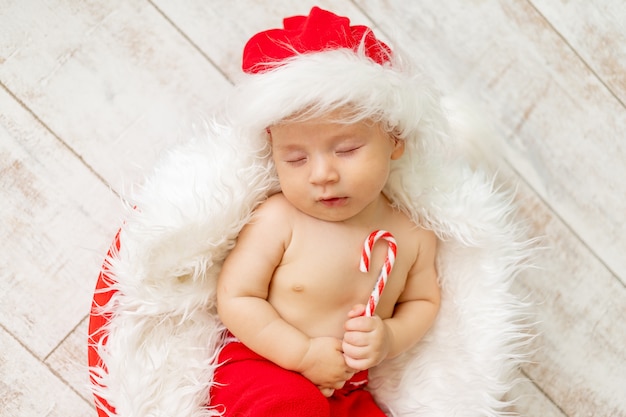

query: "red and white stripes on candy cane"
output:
359 230 397 317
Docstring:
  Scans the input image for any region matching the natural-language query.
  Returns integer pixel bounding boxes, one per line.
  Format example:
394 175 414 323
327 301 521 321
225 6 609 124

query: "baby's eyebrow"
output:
272 143 304 152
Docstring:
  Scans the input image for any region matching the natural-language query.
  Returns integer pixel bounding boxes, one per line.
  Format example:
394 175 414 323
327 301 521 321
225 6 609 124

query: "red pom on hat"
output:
242 6 392 73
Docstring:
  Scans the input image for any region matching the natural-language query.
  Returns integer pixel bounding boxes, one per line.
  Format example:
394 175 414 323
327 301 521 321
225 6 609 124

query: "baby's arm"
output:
342 229 440 370
217 195 353 391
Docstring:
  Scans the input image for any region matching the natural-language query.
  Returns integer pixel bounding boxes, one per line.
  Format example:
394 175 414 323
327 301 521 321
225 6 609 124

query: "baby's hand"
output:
296 336 355 395
342 304 391 370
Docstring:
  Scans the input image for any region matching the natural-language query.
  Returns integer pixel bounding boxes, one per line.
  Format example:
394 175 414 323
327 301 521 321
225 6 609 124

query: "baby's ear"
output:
391 136 405 160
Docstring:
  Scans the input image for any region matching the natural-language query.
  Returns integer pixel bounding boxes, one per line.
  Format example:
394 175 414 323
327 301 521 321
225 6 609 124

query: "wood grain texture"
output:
45 318 92 404
0 326 94 417
530 0 626 105
0 0 232 191
513 176 626 417
503 375 568 417
0 87 119 359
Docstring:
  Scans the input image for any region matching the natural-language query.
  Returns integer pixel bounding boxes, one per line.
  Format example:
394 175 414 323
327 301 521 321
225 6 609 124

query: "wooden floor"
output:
1 1 625 416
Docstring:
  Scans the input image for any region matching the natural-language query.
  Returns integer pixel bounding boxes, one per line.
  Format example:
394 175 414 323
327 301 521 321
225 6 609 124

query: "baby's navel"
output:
292 284 305 292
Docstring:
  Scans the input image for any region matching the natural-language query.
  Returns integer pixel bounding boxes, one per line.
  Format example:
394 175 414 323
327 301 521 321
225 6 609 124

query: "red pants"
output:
210 341 387 417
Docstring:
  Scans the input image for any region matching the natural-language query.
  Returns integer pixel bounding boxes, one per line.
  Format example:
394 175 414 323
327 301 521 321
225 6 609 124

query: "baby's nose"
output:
309 155 339 184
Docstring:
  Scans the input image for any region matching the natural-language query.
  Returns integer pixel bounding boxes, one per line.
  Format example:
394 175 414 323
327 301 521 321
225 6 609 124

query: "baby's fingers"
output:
343 340 384 370
343 329 369 347
343 353 372 371
318 378 349 397
319 387 335 397
347 304 366 318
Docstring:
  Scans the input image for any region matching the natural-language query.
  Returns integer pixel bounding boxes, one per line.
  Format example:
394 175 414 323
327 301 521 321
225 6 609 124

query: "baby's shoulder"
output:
260 192 290 208
243 193 295 242
254 193 297 221
388 210 437 250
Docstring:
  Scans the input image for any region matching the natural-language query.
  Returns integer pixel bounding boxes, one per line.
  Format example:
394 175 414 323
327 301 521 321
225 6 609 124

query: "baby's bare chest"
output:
271 229 412 310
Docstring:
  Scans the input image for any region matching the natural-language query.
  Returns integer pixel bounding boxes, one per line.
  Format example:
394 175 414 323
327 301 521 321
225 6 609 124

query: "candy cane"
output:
359 230 397 317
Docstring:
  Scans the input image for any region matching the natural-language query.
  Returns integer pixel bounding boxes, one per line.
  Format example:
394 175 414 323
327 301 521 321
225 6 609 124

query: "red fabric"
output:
242 6 391 73
88 231 120 417
210 341 387 417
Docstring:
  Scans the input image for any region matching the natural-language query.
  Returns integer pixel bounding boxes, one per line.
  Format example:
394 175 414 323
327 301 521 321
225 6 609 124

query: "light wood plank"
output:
513 180 626 417
503 374 567 417
0 326 94 417
530 0 626 105
0 86 119 359
0 0 232 191
45 319 92 404
355 0 626 282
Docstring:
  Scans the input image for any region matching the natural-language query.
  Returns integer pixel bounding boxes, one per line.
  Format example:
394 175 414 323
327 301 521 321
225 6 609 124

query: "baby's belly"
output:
267 268 372 339
268 294 351 339
267 252 399 339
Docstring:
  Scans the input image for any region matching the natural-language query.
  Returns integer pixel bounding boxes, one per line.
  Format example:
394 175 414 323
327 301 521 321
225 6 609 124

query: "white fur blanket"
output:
90 113 533 416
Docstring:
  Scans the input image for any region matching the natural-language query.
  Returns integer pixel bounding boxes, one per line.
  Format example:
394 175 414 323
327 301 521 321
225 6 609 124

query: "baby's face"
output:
268 109 404 223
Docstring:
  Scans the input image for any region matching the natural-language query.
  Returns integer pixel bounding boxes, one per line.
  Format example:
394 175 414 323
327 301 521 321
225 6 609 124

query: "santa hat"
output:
227 7 449 162
243 6 392 71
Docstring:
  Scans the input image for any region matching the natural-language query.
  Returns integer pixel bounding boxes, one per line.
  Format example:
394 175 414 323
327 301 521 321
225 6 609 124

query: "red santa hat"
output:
226 6 448 167
242 6 392 73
